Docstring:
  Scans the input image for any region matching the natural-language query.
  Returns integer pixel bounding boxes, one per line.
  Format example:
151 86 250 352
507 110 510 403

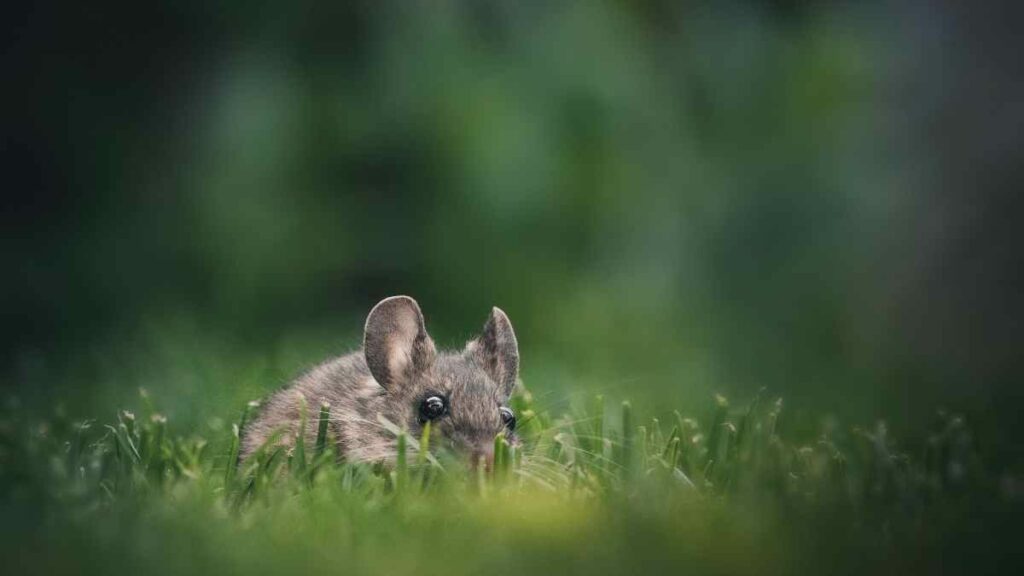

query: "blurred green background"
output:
3 2 1022 465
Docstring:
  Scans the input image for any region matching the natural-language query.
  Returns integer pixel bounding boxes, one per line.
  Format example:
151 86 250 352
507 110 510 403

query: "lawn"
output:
2 380 1016 576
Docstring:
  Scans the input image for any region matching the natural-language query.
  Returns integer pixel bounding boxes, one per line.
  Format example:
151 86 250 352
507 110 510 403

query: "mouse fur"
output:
240 296 520 465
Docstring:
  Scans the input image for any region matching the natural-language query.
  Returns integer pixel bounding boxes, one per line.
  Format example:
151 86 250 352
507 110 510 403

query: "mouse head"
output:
363 296 520 466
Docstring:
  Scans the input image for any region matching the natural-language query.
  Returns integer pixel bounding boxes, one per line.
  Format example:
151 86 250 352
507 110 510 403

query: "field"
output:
2 370 1017 576
3 4 1022 573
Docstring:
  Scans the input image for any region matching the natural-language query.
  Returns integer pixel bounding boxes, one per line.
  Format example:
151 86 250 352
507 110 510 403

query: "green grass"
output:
0 386 1018 576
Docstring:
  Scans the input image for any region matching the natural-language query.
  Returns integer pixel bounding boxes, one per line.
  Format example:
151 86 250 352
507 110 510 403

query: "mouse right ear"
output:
466 306 520 398
363 296 436 393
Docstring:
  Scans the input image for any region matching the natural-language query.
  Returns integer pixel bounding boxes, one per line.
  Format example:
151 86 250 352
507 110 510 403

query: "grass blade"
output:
315 402 331 460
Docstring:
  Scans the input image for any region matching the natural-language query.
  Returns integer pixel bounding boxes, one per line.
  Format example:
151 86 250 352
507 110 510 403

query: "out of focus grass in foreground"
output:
1 382 1018 576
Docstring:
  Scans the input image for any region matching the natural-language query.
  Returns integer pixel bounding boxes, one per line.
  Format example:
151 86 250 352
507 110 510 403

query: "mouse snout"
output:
469 443 495 471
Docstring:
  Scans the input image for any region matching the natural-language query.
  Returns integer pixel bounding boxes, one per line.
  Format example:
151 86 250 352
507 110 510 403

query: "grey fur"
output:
240 296 521 464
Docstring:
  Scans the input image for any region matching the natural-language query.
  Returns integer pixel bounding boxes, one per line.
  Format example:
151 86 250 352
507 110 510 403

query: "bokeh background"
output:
3 1 1022 468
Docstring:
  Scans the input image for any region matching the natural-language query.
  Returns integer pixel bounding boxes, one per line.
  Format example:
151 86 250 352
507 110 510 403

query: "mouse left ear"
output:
466 307 519 397
364 296 436 393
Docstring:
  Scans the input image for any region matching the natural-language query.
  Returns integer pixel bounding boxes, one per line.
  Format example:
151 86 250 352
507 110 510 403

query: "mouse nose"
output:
469 444 495 471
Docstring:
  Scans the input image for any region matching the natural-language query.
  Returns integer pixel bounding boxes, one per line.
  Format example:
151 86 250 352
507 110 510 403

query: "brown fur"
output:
240 296 520 464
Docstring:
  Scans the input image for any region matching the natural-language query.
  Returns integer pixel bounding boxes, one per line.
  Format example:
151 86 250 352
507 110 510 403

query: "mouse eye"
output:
420 395 447 422
499 407 516 431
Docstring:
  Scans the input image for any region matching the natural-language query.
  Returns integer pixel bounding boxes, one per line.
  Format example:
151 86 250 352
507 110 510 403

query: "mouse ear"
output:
363 296 436 393
466 307 520 397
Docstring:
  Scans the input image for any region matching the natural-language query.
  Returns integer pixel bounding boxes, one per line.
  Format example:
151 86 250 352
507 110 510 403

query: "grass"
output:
0 385 1019 576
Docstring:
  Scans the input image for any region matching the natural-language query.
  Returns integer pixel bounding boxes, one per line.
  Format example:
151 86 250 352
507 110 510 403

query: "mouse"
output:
240 296 520 467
